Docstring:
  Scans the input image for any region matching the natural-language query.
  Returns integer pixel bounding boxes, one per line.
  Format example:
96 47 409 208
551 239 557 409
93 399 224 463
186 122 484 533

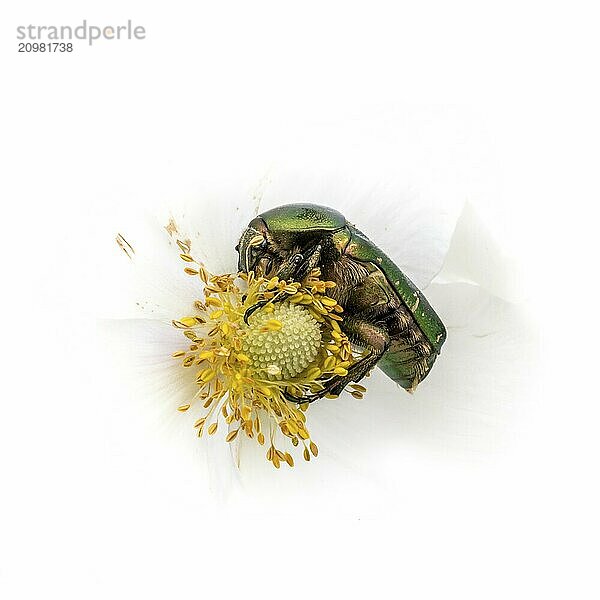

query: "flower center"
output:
243 303 322 380
171 242 364 468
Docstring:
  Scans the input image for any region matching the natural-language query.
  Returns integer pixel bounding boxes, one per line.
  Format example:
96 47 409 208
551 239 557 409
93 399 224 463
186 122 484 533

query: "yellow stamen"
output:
171 244 365 468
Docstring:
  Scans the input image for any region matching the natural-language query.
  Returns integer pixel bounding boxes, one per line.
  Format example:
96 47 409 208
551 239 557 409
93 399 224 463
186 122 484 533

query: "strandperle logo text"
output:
16 20 146 46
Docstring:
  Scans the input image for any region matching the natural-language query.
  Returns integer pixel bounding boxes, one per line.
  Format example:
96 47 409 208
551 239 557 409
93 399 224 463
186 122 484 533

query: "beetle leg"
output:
327 317 390 396
294 244 322 280
272 255 301 281
245 245 324 323
243 299 270 324
243 291 289 324
282 390 317 405
282 317 391 403
275 244 322 281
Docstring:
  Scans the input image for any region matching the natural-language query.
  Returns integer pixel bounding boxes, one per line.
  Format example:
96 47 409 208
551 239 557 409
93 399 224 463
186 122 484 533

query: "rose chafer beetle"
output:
236 203 446 402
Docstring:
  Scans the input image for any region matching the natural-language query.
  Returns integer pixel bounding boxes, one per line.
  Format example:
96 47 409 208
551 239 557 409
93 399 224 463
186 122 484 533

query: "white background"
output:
2 1 598 599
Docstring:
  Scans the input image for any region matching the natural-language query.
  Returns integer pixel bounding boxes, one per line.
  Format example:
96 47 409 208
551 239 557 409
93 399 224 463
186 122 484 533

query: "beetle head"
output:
237 204 347 279
237 217 292 277
236 216 307 278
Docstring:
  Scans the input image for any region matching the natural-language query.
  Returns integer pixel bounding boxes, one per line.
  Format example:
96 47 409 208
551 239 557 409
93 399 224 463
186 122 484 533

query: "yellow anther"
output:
260 319 282 332
200 368 216 383
297 428 309 440
267 277 279 290
305 367 322 380
286 420 299 435
350 383 367 393
322 356 336 371
179 317 198 328
205 297 222 307
321 296 337 306
172 258 362 466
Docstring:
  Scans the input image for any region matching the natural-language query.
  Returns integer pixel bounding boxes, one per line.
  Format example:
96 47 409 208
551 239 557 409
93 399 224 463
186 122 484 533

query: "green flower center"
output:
242 303 322 380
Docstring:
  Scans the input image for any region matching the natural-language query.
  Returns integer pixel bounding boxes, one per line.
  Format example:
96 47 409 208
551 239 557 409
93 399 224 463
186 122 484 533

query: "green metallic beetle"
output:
236 203 446 402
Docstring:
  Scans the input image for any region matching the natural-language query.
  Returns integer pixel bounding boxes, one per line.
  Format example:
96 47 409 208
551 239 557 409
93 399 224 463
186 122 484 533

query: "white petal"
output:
97 317 242 497
95 211 206 322
100 111 478 322
97 110 492 490
94 180 263 322
435 202 527 303
253 111 487 288
152 182 258 276
225 280 537 512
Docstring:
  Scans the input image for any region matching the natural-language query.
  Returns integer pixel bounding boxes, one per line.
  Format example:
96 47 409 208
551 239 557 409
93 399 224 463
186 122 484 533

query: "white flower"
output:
98 116 537 504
